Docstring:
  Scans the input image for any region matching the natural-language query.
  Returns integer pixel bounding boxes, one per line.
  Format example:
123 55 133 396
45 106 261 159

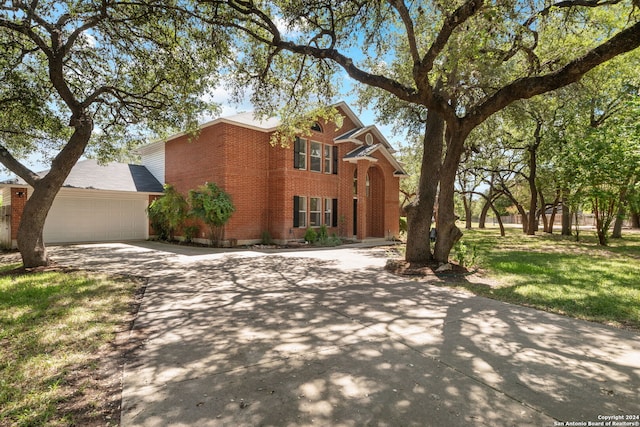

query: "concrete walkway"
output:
50 242 640 427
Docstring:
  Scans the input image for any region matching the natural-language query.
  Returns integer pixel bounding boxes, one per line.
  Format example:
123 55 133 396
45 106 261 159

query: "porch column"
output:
10 187 28 249
356 160 370 240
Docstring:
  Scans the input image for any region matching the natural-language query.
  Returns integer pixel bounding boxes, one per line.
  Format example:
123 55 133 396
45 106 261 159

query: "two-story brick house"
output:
0 102 406 248
139 102 407 244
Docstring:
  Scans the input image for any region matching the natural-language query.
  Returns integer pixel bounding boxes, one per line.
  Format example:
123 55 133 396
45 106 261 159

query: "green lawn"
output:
0 262 139 426
450 227 640 331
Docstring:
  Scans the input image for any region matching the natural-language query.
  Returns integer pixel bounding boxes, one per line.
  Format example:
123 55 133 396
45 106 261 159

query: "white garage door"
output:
44 192 149 243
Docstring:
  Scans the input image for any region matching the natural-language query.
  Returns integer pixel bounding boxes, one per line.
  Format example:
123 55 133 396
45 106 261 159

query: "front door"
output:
353 198 358 236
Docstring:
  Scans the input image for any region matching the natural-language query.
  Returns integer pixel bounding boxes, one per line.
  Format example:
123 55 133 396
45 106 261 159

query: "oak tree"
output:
0 0 220 267
203 0 640 262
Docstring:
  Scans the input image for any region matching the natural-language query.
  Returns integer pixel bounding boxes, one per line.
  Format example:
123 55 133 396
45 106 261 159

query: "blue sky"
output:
2 80 404 181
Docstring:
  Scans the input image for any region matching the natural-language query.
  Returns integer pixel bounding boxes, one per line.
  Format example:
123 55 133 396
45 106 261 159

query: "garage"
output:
1 159 163 248
44 190 150 243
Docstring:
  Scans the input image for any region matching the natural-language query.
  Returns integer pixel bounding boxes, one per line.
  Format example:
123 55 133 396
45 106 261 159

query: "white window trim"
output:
324 144 332 174
310 141 322 173
309 196 322 227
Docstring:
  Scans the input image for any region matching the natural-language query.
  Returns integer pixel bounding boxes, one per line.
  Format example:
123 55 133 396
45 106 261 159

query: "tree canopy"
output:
0 0 222 266
203 0 640 262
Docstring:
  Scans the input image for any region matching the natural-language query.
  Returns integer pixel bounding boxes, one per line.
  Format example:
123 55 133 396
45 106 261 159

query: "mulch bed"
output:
385 258 473 282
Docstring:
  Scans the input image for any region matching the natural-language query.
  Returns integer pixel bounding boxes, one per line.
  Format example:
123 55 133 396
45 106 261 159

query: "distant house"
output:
0 102 407 247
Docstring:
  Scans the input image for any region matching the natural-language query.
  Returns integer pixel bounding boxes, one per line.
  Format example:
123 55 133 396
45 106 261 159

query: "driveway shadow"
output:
50 244 640 426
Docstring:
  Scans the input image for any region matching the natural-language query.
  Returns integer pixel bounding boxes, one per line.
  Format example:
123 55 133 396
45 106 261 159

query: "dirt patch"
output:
385 258 468 279
58 275 147 427
384 258 503 290
0 251 148 427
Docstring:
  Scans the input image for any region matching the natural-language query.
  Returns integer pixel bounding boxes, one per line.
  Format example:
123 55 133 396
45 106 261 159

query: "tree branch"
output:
468 20 640 129
0 144 40 186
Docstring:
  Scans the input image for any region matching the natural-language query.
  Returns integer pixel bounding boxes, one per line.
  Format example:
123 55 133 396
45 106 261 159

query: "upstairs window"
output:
310 141 322 172
311 122 323 132
324 145 332 174
294 137 306 169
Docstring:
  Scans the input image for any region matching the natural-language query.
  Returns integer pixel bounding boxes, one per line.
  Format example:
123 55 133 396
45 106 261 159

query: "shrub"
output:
189 183 235 247
304 227 317 243
261 231 273 245
147 184 188 241
183 225 200 243
399 217 407 234
453 240 478 268
316 226 342 246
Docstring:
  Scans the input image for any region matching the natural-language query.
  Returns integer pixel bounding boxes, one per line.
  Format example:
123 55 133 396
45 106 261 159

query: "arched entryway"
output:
366 166 385 238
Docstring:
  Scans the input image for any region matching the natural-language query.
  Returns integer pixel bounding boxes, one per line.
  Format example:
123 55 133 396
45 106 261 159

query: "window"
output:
324 198 332 226
294 196 306 227
353 169 358 195
366 172 370 197
310 141 322 172
324 145 332 174
294 137 306 169
332 146 338 175
310 197 321 227
311 122 323 132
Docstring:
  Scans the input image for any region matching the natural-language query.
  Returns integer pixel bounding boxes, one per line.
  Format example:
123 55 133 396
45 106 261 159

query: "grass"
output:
0 261 139 427
449 226 640 331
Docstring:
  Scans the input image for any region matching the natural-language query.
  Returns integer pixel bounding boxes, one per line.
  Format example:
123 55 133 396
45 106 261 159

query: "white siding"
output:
141 143 165 184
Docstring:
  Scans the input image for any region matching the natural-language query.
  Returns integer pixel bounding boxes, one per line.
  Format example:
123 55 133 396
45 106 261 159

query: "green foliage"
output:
453 240 478 268
183 225 200 243
261 231 273 245
0 269 137 426
304 228 318 243
399 217 408 234
560 94 640 245
315 225 342 246
189 183 235 246
317 224 329 241
147 185 189 241
0 2 221 164
452 228 640 330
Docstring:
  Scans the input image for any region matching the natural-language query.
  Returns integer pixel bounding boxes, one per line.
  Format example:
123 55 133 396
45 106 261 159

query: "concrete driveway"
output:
51 242 640 427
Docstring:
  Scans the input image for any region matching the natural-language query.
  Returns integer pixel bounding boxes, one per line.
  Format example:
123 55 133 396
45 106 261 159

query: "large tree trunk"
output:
405 111 444 263
612 203 625 239
17 118 93 267
433 126 467 263
561 190 572 236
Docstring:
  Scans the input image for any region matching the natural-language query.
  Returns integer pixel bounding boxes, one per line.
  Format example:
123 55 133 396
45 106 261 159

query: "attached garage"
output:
44 189 151 243
1 159 163 248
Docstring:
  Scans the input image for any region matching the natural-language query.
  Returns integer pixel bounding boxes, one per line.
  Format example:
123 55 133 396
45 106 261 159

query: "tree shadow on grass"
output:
49 244 640 426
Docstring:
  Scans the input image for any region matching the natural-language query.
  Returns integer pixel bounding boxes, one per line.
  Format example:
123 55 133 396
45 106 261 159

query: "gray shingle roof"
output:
344 144 381 159
5 159 163 193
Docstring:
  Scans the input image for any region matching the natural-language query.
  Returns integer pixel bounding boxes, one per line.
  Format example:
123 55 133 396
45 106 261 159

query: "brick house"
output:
0 102 406 248
139 102 407 244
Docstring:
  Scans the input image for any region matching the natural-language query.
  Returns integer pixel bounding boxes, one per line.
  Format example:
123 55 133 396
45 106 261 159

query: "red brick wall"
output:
10 187 27 241
162 106 401 243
